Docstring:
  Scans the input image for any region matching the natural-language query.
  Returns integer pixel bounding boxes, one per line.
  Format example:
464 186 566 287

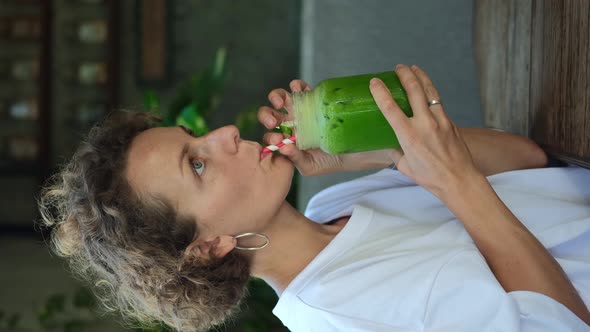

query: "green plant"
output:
0 286 175 332
143 47 286 144
0 309 20 331
144 47 228 137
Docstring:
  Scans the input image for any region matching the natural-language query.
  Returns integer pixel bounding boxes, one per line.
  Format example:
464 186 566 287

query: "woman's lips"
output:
260 150 271 160
258 143 270 161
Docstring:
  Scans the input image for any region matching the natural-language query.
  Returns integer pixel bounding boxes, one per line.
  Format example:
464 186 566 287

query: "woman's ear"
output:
184 235 237 261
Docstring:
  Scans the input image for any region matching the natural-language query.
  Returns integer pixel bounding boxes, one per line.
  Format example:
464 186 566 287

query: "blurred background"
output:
0 0 482 331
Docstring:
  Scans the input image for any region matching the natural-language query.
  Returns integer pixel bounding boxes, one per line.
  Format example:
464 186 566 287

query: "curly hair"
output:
37 110 251 331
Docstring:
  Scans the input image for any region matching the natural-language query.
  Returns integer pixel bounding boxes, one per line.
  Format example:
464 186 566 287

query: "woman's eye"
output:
191 159 205 176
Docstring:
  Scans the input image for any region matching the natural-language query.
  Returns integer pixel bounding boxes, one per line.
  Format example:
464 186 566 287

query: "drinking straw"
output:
261 135 296 158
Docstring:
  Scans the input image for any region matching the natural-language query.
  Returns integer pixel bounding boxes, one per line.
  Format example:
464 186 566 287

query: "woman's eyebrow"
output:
179 142 189 177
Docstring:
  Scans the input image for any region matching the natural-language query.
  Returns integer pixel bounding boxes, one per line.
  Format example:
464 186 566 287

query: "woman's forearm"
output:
346 128 548 174
458 128 548 176
440 173 590 325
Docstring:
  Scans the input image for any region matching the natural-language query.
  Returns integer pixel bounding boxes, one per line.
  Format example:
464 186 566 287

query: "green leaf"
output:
45 294 66 314
234 106 261 137
64 319 87 332
279 121 294 137
73 287 96 309
160 46 229 131
191 74 216 118
194 115 209 136
165 72 201 126
37 308 50 325
211 47 227 81
191 48 228 118
7 313 20 329
175 104 209 136
144 90 161 111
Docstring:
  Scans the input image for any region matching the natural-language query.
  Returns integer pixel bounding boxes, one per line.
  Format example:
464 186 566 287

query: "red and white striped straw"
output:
261 135 296 157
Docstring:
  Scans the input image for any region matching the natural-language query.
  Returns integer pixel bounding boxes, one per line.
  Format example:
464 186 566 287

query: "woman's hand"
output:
258 80 396 176
369 64 483 195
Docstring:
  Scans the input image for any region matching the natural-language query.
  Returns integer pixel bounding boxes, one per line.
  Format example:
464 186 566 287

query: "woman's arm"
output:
459 128 548 176
368 64 590 324
440 173 590 325
340 128 549 174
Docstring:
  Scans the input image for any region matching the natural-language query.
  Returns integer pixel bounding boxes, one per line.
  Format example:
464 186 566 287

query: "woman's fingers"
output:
289 79 312 93
395 65 433 121
369 78 410 142
257 105 287 129
275 143 309 170
267 88 292 110
262 131 285 145
262 131 316 174
410 65 450 126
410 65 441 105
266 80 312 117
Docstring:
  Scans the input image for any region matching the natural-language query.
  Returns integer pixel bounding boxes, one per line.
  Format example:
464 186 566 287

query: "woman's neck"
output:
248 201 346 296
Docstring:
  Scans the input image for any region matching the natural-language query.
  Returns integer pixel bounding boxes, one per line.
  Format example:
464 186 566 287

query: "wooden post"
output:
474 0 590 168
139 0 168 82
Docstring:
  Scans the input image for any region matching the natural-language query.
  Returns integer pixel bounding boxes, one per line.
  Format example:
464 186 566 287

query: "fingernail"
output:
370 78 379 86
396 64 404 70
271 134 282 144
411 64 418 70
271 97 281 108
265 118 274 127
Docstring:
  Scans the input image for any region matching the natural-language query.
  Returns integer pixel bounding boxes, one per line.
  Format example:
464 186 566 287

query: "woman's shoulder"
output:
289 245 481 331
305 169 418 222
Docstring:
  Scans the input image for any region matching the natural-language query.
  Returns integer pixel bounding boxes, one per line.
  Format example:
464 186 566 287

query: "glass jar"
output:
292 71 413 154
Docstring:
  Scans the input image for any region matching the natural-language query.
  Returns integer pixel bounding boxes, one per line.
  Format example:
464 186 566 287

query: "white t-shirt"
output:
273 166 590 331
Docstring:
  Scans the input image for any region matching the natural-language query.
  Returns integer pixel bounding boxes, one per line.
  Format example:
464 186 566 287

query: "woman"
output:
39 65 590 331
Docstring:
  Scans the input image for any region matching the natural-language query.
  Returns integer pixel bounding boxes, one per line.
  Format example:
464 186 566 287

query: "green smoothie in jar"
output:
292 71 412 154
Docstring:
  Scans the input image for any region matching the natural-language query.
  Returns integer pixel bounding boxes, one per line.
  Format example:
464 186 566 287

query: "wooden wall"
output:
474 0 590 168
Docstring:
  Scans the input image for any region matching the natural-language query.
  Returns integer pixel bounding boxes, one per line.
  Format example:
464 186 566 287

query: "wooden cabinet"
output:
0 2 49 178
475 0 590 168
0 1 50 229
0 0 119 229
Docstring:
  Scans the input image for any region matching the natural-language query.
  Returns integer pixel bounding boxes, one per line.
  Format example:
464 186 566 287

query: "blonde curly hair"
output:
37 111 251 331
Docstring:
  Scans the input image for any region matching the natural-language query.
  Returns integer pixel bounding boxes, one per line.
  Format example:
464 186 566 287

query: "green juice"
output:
292 71 412 154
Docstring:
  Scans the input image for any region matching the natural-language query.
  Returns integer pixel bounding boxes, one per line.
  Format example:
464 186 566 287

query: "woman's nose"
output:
208 125 240 153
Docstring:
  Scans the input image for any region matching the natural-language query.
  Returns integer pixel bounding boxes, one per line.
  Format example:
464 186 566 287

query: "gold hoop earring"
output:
234 232 269 251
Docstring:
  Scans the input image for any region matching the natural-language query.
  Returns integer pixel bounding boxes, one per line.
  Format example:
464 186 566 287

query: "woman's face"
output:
125 125 294 239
